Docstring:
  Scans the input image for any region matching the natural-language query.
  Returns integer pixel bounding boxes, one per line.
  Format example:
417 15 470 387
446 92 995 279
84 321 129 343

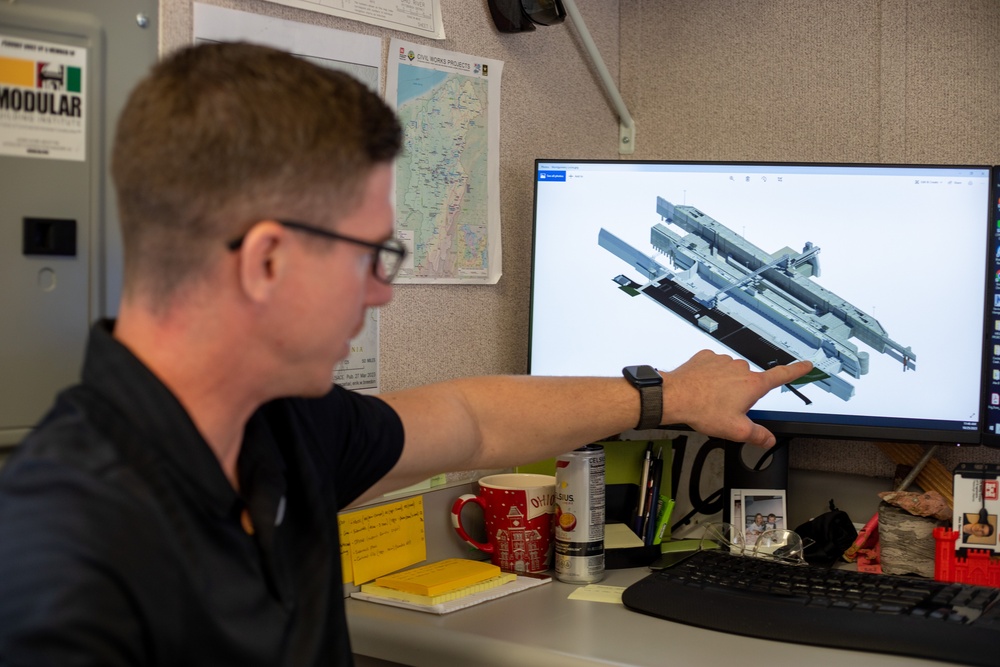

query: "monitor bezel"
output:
979 166 1000 448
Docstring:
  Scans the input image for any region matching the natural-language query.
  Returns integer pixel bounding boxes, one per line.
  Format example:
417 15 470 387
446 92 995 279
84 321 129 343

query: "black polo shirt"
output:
0 321 404 666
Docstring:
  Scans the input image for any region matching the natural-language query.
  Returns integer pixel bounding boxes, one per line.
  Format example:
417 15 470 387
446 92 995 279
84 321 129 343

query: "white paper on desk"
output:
351 575 550 614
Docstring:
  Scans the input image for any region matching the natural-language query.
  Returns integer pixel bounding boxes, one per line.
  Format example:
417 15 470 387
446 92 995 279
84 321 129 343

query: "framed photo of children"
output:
731 489 787 547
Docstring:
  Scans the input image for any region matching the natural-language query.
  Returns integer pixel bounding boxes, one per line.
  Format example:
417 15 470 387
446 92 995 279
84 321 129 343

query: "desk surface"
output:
346 566 961 667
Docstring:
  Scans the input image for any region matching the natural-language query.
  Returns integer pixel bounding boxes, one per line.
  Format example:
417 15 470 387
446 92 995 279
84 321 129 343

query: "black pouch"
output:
793 502 858 565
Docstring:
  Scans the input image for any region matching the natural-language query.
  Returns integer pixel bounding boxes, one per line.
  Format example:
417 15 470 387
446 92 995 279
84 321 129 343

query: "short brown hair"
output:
111 41 402 303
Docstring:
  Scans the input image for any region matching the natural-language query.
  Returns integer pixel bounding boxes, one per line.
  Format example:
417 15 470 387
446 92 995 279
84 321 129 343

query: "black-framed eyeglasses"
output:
227 220 407 284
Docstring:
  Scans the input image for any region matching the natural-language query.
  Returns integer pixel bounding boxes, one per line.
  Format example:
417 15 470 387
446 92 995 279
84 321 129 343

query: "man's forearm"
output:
371 354 812 499
382 374 636 473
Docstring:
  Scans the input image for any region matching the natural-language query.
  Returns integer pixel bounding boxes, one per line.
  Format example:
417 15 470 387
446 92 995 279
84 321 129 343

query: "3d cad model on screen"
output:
598 196 916 405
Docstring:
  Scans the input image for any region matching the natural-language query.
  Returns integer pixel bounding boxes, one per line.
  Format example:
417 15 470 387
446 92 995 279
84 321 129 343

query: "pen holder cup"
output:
605 483 663 569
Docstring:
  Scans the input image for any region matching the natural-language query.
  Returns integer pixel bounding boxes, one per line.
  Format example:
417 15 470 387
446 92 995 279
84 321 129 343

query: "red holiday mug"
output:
451 473 556 574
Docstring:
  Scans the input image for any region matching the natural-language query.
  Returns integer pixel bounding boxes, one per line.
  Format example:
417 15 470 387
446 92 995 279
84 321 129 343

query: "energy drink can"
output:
554 444 606 583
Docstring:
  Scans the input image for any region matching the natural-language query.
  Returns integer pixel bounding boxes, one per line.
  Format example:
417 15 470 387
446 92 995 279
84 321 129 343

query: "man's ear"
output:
234 221 288 303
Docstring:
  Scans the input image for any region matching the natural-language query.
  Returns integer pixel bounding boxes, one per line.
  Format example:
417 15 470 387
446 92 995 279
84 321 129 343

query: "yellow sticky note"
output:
339 496 427 585
567 584 625 604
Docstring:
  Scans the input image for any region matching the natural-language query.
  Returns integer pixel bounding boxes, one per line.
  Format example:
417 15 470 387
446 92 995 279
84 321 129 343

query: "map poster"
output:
0 35 86 161
387 39 503 284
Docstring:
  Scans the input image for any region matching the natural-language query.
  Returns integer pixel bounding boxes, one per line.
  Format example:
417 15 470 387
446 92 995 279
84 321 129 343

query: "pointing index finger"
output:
764 359 813 387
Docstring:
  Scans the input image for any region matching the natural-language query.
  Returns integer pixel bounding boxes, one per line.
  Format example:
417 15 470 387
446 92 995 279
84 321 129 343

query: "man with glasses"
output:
0 42 810 665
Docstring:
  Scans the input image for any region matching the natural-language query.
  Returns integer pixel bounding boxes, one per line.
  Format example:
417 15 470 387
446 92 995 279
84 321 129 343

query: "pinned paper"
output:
339 496 426 584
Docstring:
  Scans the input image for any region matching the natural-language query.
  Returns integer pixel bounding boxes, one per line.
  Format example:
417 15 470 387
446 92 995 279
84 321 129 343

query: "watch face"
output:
625 365 662 386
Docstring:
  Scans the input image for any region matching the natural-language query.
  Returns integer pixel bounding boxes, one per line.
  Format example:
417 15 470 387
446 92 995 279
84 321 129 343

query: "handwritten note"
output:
339 496 426 584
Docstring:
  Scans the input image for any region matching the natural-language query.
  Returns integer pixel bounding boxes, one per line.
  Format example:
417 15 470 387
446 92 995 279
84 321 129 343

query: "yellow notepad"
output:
373 558 501 596
361 573 517 606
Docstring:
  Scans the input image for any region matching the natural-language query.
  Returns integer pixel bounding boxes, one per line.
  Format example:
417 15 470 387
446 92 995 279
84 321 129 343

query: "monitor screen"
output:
528 160 993 444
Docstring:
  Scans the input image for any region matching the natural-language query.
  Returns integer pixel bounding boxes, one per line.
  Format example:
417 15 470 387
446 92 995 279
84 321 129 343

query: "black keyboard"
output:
622 549 1000 666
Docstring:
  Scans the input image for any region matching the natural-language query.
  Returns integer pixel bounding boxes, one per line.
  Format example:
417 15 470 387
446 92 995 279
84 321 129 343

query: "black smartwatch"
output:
622 365 663 430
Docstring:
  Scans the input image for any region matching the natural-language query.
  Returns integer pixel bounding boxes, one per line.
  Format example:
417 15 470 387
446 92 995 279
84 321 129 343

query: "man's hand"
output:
662 350 813 448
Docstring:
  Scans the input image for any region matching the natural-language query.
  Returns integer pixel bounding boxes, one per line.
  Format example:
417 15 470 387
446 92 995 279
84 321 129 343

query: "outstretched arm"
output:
360 352 812 501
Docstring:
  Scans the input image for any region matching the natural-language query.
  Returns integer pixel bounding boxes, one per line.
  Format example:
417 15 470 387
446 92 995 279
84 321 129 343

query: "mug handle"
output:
451 494 493 554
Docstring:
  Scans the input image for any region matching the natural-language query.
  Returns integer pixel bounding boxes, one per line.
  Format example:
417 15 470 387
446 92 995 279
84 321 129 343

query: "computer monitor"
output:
528 160 993 445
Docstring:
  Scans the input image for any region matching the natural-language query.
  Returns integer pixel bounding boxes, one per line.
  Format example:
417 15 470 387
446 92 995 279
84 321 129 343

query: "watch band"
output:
623 365 663 430
635 383 662 430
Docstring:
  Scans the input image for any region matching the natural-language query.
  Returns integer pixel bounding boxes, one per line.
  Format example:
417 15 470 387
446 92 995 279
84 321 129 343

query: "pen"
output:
643 453 662 545
633 442 653 535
